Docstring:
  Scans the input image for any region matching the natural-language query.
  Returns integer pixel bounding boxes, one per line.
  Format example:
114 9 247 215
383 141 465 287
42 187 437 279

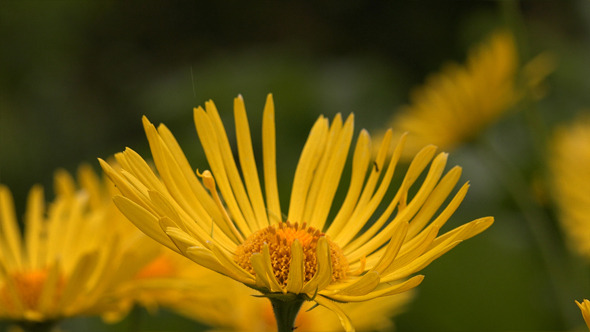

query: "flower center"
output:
0 268 62 310
235 221 348 288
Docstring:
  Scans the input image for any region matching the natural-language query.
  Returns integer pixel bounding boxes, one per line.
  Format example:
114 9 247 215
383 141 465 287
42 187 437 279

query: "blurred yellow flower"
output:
385 30 552 159
102 248 208 322
576 299 590 330
549 115 590 260
0 165 160 330
100 94 493 331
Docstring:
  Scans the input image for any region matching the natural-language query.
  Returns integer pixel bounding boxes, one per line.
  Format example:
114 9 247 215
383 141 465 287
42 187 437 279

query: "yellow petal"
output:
308 114 355 231
57 251 99 309
193 106 254 236
302 237 332 295
262 93 282 223
288 116 329 223
207 241 255 285
314 296 356 332
0 185 23 269
326 129 372 237
260 244 284 292
234 95 269 229
24 185 44 270
112 196 179 253
184 246 242 282
336 270 380 296
286 239 304 294
326 275 424 302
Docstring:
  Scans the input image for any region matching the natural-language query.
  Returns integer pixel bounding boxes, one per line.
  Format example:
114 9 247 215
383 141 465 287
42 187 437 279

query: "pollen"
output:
234 221 348 288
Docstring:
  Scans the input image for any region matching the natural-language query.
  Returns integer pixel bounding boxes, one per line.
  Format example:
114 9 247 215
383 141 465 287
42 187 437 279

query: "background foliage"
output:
2 1 590 331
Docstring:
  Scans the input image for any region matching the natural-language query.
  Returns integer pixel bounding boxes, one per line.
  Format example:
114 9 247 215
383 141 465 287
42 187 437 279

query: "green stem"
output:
16 320 57 332
269 297 304 332
128 305 142 332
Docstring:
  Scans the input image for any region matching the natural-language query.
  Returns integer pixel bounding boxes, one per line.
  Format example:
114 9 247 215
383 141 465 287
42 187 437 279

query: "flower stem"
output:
269 297 304 332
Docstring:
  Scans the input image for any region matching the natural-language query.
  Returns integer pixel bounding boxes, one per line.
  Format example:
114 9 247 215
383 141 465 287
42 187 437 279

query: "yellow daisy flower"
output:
549 115 590 260
386 30 552 159
576 299 590 330
100 94 494 331
0 165 160 331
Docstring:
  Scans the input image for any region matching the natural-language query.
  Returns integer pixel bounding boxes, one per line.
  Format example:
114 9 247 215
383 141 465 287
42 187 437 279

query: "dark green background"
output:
2 1 590 331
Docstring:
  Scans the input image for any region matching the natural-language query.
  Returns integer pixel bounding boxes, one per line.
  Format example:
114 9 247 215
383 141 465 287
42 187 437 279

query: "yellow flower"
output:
100 94 493 331
385 30 552 159
576 299 590 330
0 165 160 329
549 115 590 260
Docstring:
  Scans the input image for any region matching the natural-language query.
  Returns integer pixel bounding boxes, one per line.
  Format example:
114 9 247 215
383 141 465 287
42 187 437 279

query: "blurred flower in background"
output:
100 94 493 331
549 115 590 260
0 165 161 331
381 30 553 159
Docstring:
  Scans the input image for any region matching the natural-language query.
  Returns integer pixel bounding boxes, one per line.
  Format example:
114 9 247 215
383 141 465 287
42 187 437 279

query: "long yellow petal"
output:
234 95 269 229
184 246 240 281
207 240 255 285
193 106 253 236
345 150 447 259
112 195 179 253
335 271 380 296
370 222 409 274
336 131 405 248
288 116 329 223
24 185 44 270
326 275 424 302
203 100 259 231
262 93 282 223
303 113 344 226
309 114 354 230
0 186 23 269
326 129 372 237
156 122 226 226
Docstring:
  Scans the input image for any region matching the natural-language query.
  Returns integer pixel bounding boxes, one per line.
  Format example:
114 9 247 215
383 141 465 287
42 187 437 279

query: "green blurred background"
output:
2 1 590 331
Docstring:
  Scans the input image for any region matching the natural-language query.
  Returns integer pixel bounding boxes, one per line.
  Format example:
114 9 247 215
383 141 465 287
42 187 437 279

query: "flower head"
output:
549 115 590 260
385 30 552 159
100 94 493 331
0 165 160 326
